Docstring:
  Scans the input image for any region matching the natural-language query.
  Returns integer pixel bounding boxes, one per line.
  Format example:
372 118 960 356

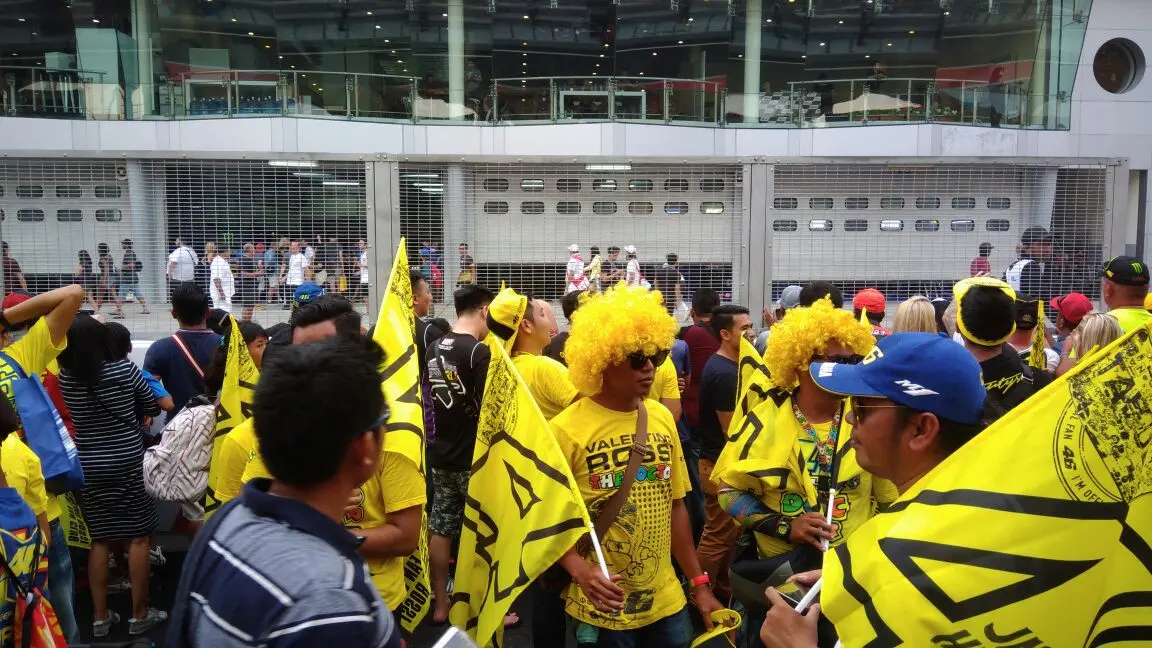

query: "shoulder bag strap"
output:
0 350 28 381
592 397 649 539
171 333 206 382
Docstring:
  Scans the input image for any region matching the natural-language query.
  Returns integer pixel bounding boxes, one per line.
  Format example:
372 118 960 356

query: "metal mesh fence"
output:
0 157 1115 334
766 163 1111 317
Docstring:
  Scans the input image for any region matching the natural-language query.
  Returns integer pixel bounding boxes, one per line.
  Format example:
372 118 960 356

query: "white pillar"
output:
448 0 465 116
742 0 762 124
132 0 154 116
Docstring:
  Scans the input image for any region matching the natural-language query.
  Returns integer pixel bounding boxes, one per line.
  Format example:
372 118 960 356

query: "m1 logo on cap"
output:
895 379 938 396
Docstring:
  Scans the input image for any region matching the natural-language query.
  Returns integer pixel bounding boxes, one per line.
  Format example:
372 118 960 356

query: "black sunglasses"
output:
812 354 864 366
627 349 671 370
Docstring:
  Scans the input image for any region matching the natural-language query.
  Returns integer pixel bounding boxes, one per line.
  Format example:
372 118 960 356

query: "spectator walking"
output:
565 245 589 295
654 253 685 315
457 243 477 288
624 245 642 287
235 243 261 320
165 338 402 648
280 242 310 310
1 243 27 293
118 239 150 316
58 314 166 637
210 246 236 313
357 239 370 302
96 243 124 319
970 242 994 276
167 237 199 297
144 284 220 418
264 238 286 304
74 250 98 311
603 246 623 285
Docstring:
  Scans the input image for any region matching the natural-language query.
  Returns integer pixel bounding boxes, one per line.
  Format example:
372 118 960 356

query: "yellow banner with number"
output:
371 238 432 633
823 320 1152 647
449 337 593 648
203 316 259 517
731 336 772 438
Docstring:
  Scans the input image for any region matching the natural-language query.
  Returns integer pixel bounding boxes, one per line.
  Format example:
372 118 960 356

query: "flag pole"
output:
585 522 613 580
821 488 836 552
795 578 822 613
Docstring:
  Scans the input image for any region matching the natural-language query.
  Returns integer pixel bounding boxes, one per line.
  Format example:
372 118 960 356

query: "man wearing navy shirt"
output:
143 284 219 416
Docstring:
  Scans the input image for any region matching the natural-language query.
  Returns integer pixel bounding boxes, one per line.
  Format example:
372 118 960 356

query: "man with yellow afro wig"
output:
712 298 897 578
549 284 726 646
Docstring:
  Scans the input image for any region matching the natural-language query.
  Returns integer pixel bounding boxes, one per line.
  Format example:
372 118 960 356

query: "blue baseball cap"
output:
292 283 326 308
809 332 985 425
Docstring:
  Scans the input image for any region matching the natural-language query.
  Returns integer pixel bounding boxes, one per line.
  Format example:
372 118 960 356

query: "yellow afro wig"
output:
764 297 876 391
566 283 678 395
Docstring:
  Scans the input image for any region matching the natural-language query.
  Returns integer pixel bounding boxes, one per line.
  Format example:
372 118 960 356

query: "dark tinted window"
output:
556 201 581 215
521 201 545 215
845 197 870 210
95 209 123 222
56 186 83 199
16 186 43 199
56 209 83 222
951 220 976 232
628 202 653 215
809 198 834 210
699 178 725 191
773 219 798 232
845 219 869 232
664 179 689 192
987 197 1012 210
557 178 581 192
774 197 799 210
482 178 509 191
664 202 689 215
94 185 122 199
628 179 654 192
593 179 617 191
880 197 905 209
951 197 977 209
986 219 1011 232
592 202 617 215
17 209 45 222
916 197 941 209
914 219 940 232
482 201 509 214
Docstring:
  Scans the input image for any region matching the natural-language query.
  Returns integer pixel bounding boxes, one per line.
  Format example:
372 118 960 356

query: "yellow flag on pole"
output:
822 321 1152 647
371 238 432 632
203 316 259 517
449 336 594 647
731 336 772 437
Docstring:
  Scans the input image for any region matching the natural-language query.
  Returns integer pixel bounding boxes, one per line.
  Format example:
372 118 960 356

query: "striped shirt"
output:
167 479 400 648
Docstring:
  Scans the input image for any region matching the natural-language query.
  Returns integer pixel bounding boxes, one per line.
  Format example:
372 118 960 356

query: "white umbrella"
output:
833 92 920 114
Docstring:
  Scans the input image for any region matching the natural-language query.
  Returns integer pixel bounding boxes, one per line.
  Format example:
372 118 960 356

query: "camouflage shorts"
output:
428 468 471 538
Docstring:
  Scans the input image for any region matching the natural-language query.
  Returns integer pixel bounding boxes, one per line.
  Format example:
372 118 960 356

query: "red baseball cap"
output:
2 292 31 310
852 288 886 314
1049 292 1092 326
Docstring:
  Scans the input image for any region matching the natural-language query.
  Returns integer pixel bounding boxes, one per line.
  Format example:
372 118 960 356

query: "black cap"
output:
1102 256 1150 286
1014 294 1040 329
1021 226 1053 246
978 242 994 255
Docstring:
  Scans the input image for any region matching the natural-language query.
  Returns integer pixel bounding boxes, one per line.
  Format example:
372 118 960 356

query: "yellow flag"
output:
822 320 1152 647
449 337 594 647
203 316 259 517
371 238 432 632
57 492 90 549
1028 300 1047 371
731 336 772 437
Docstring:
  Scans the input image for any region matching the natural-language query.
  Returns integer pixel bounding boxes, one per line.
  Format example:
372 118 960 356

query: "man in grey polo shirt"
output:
166 338 400 648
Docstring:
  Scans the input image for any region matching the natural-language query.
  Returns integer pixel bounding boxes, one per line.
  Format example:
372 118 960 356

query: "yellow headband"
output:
953 277 1017 346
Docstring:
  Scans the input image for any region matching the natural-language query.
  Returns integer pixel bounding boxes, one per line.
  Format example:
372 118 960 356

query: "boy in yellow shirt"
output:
550 285 725 647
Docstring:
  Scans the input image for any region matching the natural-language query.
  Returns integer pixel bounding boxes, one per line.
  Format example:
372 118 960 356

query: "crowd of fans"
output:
0 227 1147 648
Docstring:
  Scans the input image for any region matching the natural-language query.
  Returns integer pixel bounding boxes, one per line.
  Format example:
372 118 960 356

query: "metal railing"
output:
0 67 1039 129
1 66 108 118
490 76 724 124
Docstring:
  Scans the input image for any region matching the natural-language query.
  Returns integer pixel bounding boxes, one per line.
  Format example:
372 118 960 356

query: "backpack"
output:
0 352 84 494
142 397 215 502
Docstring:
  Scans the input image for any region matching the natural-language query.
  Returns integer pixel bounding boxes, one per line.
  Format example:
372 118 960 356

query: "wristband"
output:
690 573 711 589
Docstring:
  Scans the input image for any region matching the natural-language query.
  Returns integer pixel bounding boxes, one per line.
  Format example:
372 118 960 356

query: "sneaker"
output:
107 576 131 594
150 546 167 566
129 608 168 635
93 611 120 638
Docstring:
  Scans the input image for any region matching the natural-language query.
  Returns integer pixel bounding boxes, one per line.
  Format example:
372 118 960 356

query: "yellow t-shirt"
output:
647 357 680 403
551 398 690 630
1 436 47 518
344 452 426 607
511 354 580 420
1109 307 1152 333
241 432 427 606
214 418 258 505
0 320 68 522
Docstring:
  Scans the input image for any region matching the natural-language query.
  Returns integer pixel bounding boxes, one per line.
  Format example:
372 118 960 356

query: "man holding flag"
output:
553 284 726 646
761 324 1152 647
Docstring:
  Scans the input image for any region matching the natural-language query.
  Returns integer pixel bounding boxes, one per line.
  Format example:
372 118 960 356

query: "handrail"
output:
0 65 107 78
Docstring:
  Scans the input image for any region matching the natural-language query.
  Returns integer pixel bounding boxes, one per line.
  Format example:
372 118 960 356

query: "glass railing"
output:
1 67 1043 129
1 66 108 118
491 76 723 124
